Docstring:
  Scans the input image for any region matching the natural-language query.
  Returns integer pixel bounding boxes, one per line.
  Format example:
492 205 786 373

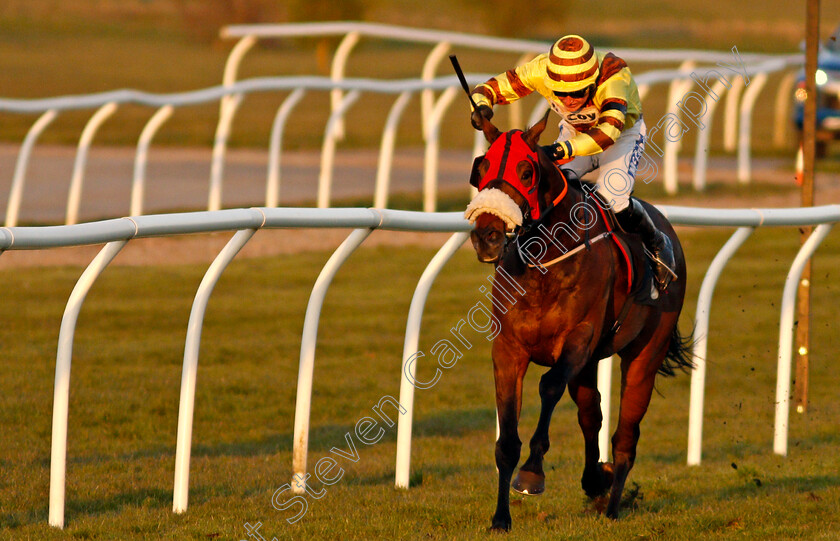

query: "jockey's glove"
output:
470 104 494 130
548 141 573 161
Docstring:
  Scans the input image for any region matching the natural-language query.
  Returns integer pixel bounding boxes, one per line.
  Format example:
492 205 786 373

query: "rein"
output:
516 231 612 268
473 131 631 295
504 158 633 295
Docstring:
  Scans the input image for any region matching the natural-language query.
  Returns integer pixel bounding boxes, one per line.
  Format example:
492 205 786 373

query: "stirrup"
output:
643 246 678 291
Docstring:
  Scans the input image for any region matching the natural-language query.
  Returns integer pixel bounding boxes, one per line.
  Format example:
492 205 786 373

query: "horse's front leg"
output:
490 341 528 532
513 323 595 497
512 363 567 496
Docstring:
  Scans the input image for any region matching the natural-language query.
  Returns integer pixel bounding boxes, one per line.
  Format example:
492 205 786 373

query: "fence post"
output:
692 80 730 191
209 35 258 212
597 356 613 463
737 72 768 184
49 240 128 528
66 102 118 225
774 223 832 456
723 76 745 153
374 91 413 209
132 105 174 217
423 87 458 213
687 226 753 465
292 228 373 493
5 109 58 227
266 89 307 208
663 61 696 195
173 228 259 514
421 42 451 139
331 31 361 141
317 90 361 209
395 231 470 488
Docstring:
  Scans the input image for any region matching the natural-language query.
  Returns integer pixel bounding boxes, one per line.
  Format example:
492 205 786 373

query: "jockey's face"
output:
553 85 593 112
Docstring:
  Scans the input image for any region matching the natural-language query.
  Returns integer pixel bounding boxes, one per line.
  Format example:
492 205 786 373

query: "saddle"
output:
574 180 659 306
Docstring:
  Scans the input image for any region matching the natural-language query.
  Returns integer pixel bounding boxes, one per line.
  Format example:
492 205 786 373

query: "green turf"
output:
0 226 838 539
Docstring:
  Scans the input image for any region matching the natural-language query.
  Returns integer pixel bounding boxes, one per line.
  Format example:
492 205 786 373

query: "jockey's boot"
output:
615 198 677 291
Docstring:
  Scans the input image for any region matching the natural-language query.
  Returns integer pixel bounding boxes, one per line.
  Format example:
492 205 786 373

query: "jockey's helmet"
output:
544 35 599 93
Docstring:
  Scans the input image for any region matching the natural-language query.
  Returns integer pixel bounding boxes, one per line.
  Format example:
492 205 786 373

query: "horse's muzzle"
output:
470 228 506 264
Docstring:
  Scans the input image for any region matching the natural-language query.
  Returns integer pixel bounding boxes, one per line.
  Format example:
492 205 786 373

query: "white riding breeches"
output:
559 117 646 213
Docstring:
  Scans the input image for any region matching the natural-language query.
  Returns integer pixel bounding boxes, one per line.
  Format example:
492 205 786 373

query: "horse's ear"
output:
524 109 551 148
469 155 485 187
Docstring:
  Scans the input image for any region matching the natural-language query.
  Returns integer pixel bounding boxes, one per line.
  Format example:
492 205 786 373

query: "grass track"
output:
1 227 839 539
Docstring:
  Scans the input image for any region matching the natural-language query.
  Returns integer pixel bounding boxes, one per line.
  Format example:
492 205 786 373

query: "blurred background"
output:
1 0 836 153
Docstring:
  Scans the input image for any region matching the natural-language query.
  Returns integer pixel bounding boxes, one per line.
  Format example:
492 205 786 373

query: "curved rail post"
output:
317 90 361 209
266 88 306 208
5 109 58 227
736 72 768 184
723 76 745 153
223 35 258 87
66 102 119 225
773 71 797 149
774 223 833 456
597 356 614 463
423 86 458 213
331 31 361 141
208 36 258 213
663 61 696 195
692 80 730 191
208 95 242 212
173 227 259 513
421 41 451 140
374 91 413 209
49 239 128 528
395 231 470 488
687 226 753 465
131 105 174 217
292 227 373 493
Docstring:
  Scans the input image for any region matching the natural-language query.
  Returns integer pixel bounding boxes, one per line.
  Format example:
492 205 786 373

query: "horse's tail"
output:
658 325 695 377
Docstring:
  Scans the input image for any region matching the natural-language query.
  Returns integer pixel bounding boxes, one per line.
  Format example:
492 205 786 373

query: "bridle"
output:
472 131 617 269
472 130 572 257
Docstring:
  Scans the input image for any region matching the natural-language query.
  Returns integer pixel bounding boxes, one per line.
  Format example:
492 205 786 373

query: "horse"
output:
464 111 693 531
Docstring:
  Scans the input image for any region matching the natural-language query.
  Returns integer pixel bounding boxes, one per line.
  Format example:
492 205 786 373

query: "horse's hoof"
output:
605 497 620 520
489 514 511 532
582 462 614 498
489 521 511 532
511 469 545 495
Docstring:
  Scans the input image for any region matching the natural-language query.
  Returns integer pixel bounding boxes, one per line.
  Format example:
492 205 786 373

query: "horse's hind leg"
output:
512 363 566 495
606 350 662 519
568 359 613 498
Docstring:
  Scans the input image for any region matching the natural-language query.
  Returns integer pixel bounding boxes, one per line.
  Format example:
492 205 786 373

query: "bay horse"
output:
464 111 692 531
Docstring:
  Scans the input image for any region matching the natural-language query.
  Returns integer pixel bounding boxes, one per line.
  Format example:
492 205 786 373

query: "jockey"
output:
469 34 676 290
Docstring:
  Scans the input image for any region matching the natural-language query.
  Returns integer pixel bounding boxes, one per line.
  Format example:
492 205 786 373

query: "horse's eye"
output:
517 160 533 187
478 159 490 177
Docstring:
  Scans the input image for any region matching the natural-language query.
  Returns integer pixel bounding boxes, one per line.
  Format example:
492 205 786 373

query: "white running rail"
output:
2 24 803 226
